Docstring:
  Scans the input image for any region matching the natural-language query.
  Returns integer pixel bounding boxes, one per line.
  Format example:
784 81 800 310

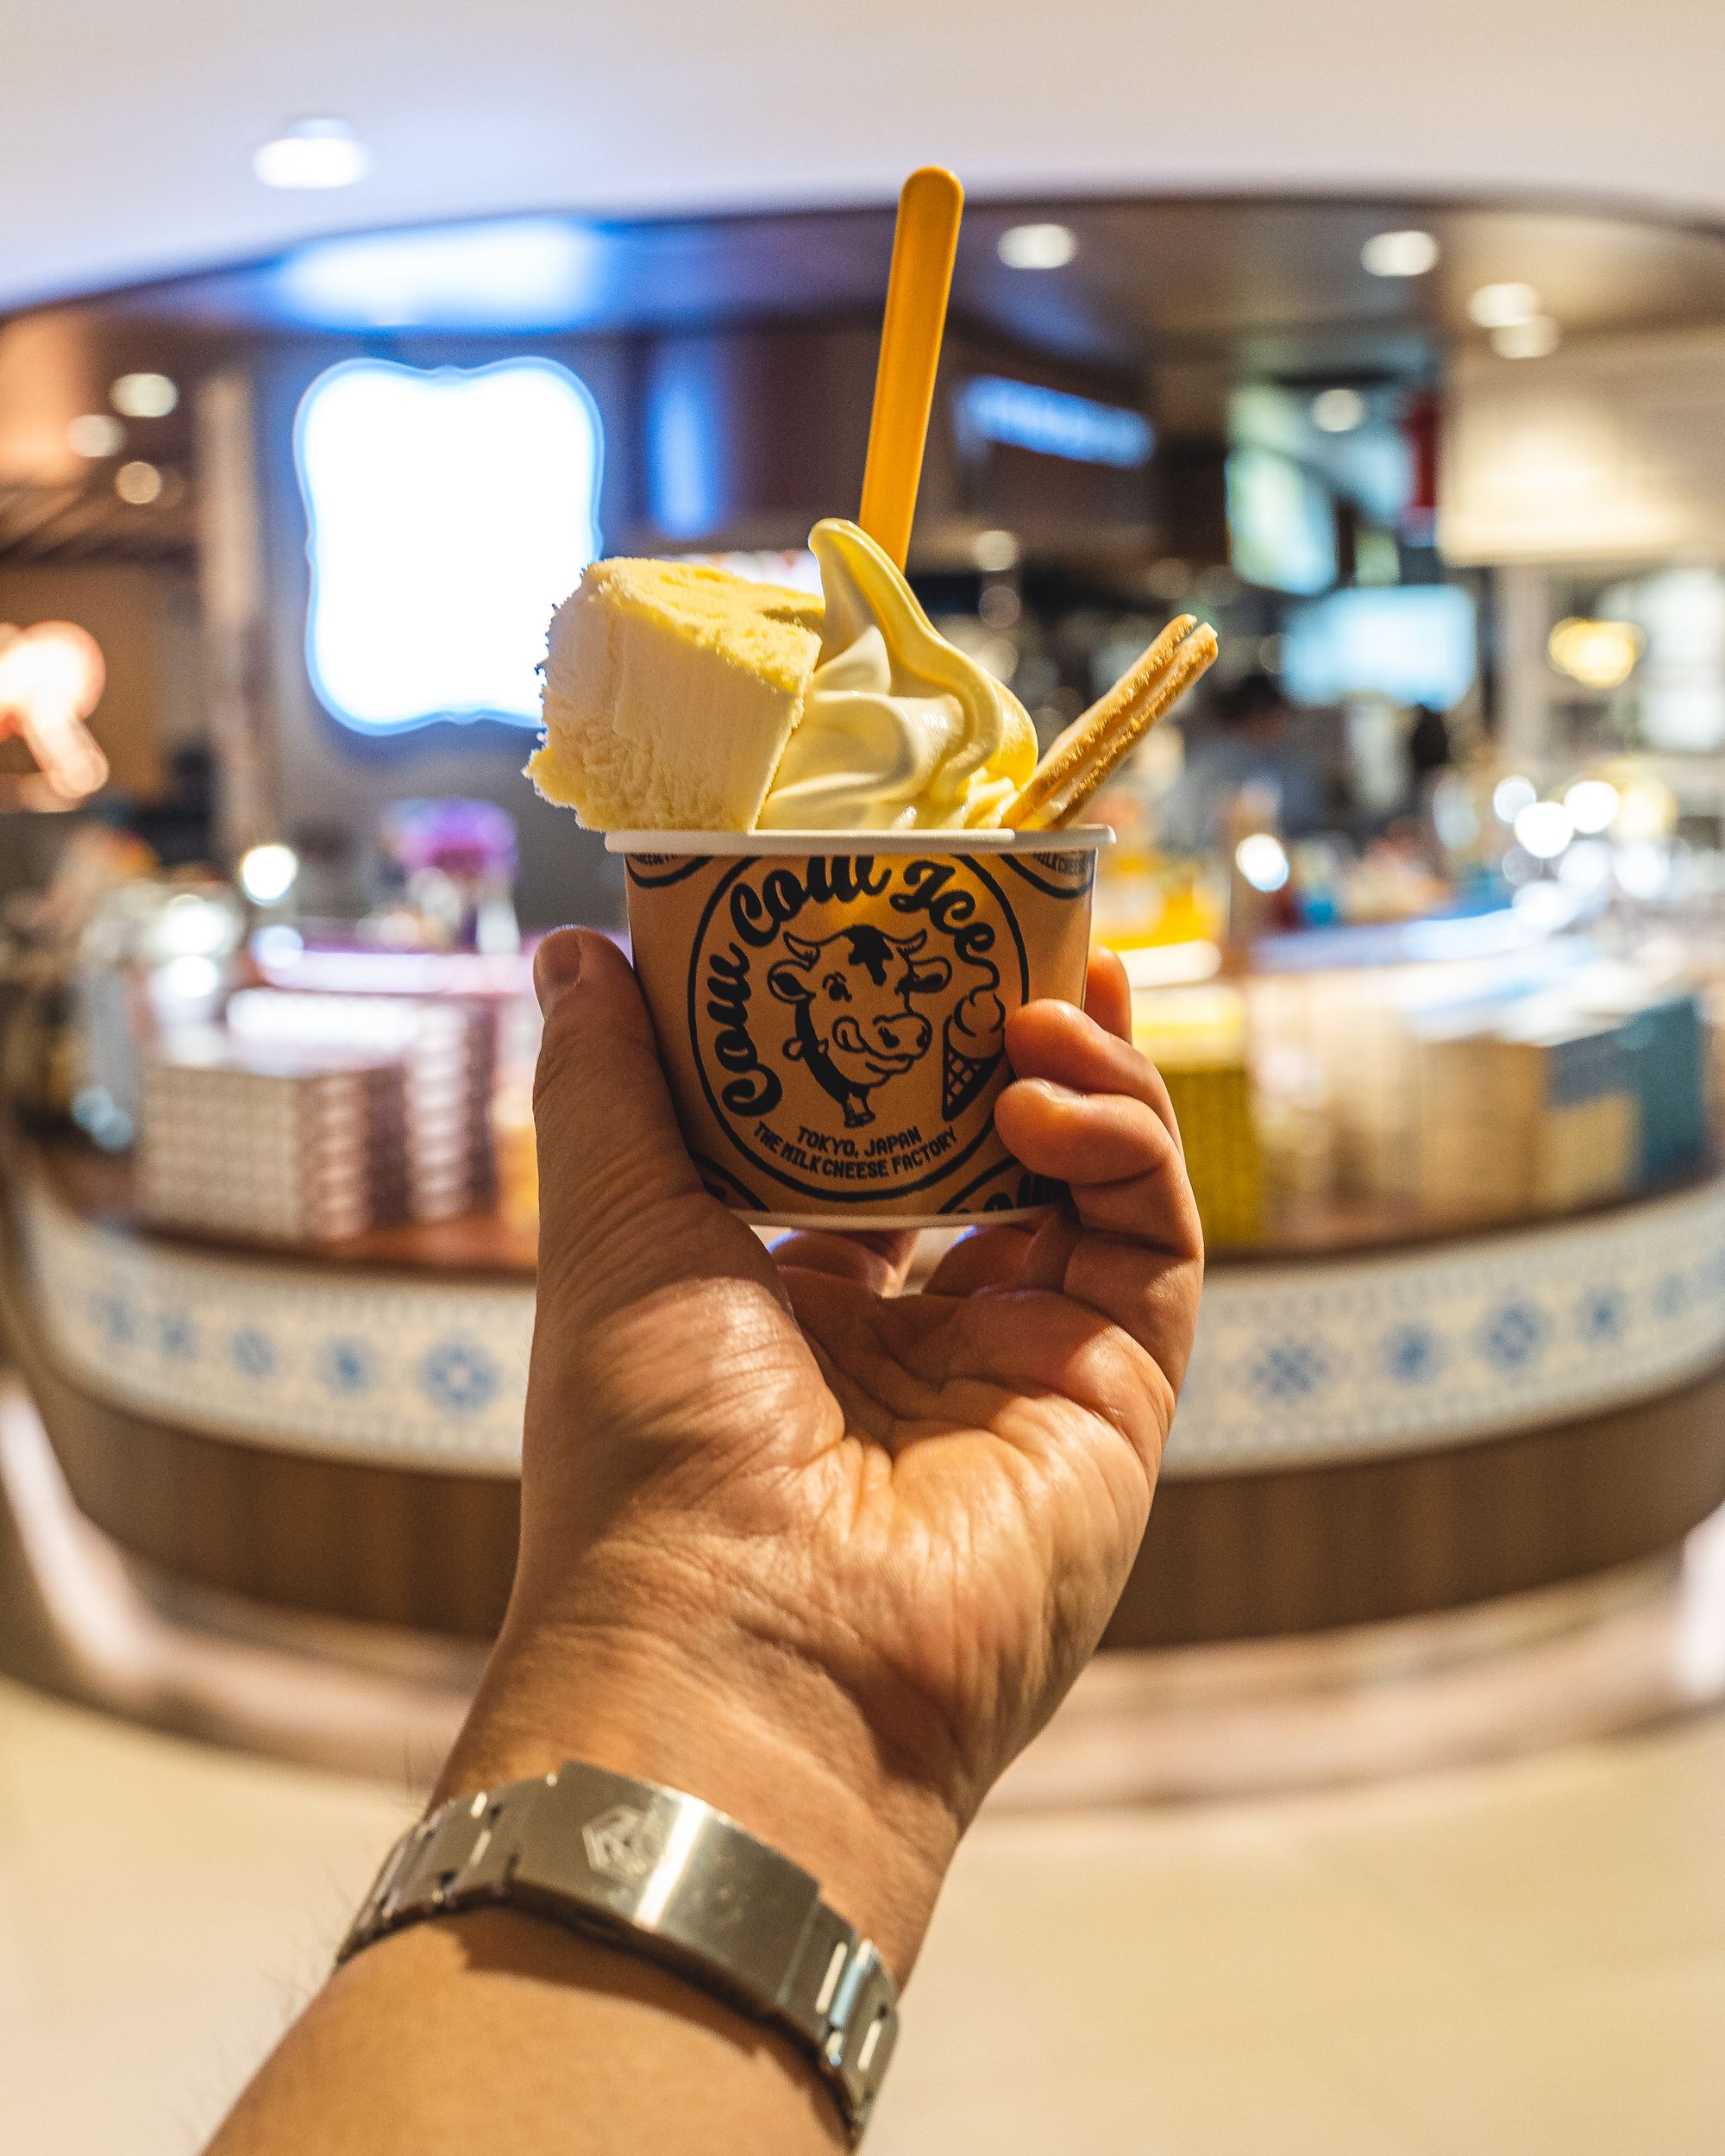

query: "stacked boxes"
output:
1414 1012 1639 1223
140 986 509 1247
225 990 496 1221
139 1032 408 1244
1232 948 1711 1233
1412 989 1708 1225
1595 994 1707 1185
1244 965 1422 1203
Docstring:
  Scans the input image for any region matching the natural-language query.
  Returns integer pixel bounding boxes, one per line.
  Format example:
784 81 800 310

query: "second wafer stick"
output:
1007 617 1217 830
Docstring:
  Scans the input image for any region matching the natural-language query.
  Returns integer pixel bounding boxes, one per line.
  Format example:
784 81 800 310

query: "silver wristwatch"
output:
338 1759 900 2141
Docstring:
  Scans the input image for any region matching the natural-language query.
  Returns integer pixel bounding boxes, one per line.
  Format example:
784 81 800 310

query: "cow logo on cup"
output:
687 855 1030 1206
768 925 951 1129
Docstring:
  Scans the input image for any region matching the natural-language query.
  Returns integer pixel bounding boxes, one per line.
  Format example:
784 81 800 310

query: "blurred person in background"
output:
1158 669 1328 853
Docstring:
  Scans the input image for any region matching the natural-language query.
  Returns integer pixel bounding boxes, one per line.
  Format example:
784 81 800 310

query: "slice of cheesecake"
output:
528 560 825 831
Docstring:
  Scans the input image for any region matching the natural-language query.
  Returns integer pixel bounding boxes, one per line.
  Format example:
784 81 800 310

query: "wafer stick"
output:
1006 616 1219 830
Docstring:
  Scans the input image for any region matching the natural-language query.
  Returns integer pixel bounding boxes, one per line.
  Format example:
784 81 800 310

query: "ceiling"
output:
78 197 1725 375
11 191 1724 573
9 0 1725 314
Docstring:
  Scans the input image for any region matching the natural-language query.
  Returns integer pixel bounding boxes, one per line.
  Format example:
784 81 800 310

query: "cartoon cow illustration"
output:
767 924 951 1128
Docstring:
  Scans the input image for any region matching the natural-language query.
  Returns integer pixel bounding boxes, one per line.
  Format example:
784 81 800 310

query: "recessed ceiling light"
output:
1311 387 1366 433
114 457 164 502
110 372 178 419
1492 316 1561 359
66 414 125 458
997 222 1077 271
115 461 163 505
1361 229 1439 278
1468 281 1540 329
254 118 369 191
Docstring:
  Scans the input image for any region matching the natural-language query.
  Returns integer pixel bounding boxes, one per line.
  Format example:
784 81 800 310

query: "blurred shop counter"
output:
6 887 1725 1743
1119 903 1716 1253
9 1107 1725 1666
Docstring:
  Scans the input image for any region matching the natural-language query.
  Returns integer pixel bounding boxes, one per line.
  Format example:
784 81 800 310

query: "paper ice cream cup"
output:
607 827 1113 1229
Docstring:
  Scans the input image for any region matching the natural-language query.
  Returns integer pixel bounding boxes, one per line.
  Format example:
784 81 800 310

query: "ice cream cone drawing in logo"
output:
941 975 1006 1122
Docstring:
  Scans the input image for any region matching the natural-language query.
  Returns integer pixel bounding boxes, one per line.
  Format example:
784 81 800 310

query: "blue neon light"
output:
955 376 1154 467
278 218 602 331
295 359 602 735
646 347 724 540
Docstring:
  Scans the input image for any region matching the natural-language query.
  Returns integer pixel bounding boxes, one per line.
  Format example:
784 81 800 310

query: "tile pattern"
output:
21 1169 530 1475
22 1164 1725 1479
1172 1172 1725 1474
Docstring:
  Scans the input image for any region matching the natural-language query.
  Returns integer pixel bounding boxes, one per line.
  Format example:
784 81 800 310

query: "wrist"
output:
440 1599 957 1981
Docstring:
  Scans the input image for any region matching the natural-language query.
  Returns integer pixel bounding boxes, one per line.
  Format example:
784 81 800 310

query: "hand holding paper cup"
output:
610 829 1108 1226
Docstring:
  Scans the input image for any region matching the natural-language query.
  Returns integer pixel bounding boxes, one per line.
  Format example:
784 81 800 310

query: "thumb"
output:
530 928 723 1317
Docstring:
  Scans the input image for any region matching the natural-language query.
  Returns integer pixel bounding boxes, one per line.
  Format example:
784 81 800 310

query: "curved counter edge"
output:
19 1162 1725 1480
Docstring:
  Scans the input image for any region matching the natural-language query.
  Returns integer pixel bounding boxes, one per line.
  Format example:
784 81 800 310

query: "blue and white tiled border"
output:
1172 1175 1725 1475
21 1166 1725 1480
22 1170 533 1476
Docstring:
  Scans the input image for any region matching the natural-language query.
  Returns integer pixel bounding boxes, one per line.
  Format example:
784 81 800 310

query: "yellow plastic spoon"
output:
858 166 964 571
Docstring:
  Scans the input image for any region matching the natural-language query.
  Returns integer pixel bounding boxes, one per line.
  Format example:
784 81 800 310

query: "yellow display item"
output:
1134 985 1263 1247
1158 1063 1264 1248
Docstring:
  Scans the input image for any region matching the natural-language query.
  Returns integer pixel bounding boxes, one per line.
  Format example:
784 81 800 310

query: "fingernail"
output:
534 930 584 1018
1030 1077 1084 1109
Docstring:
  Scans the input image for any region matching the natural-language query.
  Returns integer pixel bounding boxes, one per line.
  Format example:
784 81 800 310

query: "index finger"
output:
1083 945 1133 1044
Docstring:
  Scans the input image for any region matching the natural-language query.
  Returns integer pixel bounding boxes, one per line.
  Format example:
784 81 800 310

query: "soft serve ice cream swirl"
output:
757 519 1037 831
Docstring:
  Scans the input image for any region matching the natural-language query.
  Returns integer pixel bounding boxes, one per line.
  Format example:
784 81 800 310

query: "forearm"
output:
209 1607 954 2155
209 1908 846 2156
436 1595 959 1977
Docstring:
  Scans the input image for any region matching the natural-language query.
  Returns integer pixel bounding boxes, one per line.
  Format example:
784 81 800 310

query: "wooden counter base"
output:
1111 1362 1725 1646
19 1324 520 1636
9 1118 1725 1646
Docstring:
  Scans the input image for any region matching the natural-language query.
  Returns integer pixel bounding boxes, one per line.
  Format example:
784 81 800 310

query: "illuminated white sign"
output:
955 376 1153 467
296 359 602 734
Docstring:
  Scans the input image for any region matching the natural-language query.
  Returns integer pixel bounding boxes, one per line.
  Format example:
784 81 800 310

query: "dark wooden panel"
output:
1106 1366 1725 1647
38 1353 519 1635
1 1239 518 1634
20 1320 1725 1649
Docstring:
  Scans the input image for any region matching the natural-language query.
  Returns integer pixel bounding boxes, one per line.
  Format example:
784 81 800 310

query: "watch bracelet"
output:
337 1758 900 2140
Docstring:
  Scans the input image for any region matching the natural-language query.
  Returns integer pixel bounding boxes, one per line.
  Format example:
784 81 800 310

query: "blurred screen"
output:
1282 585 1477 708
1226 446 1337 595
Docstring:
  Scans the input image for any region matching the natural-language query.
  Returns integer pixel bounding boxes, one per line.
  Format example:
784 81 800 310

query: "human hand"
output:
445 930 1203 1978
